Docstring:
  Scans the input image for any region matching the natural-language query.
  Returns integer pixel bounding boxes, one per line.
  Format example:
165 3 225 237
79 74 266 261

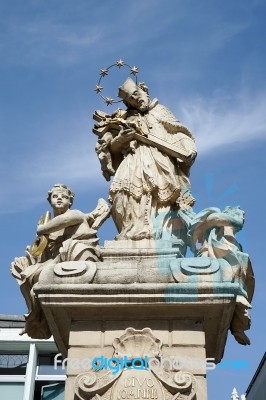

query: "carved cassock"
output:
93 78 197 241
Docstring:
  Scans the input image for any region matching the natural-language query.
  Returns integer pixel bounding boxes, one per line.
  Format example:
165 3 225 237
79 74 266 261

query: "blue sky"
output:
0 0 266 398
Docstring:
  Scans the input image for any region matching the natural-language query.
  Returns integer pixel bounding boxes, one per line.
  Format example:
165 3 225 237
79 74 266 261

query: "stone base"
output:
64 319 207 400
35 244 243 400
36 282 237 361
104 239 184 250
35 282 237 400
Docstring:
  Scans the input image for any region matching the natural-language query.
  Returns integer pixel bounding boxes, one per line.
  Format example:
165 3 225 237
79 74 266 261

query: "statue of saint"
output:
11 183 109 338
93 78 197 241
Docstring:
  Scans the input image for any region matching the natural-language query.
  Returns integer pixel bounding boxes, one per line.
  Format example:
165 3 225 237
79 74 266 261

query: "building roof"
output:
245 352 266 396
0 314 25 328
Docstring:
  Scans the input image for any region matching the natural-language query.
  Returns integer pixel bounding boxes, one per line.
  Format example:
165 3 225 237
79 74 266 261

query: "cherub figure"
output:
11 183 110 338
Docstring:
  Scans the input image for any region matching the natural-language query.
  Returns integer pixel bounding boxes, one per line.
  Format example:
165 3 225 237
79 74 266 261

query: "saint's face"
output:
50 189 71 214
127 88 150 111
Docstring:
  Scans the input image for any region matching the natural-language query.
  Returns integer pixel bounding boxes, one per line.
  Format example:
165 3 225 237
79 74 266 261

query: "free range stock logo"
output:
54 354 248 375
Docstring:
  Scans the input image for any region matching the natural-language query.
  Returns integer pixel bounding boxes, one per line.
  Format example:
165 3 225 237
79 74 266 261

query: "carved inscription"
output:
112 370 164 400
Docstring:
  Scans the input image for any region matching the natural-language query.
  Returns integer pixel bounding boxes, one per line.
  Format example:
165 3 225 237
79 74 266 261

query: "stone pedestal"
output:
35 242 243 400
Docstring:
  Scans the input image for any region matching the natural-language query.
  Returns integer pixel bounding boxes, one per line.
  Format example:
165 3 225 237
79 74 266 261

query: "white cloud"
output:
2 90 266 214
0 17 103 66
0 1 166 67
19 19 102 48
0 114 105 214
177 91 266 154
203 20 249 53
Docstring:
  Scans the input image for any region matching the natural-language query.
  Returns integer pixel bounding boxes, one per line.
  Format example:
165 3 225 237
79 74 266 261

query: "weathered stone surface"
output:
10 184 110 339
35 278 237 362
10 64 255 400
180 206 255 346
72 328 200 400
93 77 196 242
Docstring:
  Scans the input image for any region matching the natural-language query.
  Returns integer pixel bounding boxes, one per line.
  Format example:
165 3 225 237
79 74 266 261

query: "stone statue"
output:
181 206 255 345
9 64 255 400
11 184 110 338
93 77 197 241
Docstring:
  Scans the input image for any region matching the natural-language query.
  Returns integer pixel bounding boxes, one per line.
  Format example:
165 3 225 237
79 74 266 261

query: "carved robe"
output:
107 99 197 240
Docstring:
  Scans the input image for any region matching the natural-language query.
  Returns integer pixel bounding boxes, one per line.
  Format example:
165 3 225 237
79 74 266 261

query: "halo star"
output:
95 85 103 93
104 97 114 105
100 68 109 77
130 66 138 76
95 61 140 105
116 59 125 68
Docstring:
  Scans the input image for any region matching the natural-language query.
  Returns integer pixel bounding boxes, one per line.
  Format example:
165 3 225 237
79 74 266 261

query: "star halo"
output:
94 60 139 105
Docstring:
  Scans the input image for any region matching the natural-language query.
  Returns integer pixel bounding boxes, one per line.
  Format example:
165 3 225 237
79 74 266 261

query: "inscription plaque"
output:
111 369 165 400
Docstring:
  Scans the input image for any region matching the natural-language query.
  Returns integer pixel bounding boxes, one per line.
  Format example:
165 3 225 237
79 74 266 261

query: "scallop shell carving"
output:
113 327 162 359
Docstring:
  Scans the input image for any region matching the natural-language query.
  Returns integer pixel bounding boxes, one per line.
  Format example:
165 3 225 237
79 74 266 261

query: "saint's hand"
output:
110 127 135 152
117 127 135 143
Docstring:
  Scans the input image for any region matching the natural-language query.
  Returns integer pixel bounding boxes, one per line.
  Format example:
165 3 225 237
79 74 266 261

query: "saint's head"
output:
118 77 150 112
